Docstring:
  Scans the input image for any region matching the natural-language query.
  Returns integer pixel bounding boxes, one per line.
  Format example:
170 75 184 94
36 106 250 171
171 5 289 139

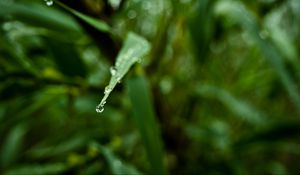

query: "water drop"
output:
110 66 117 76
96 106 104 113
96 101 106 113
44 0 53 6
117 77 122 83
104 86 112 94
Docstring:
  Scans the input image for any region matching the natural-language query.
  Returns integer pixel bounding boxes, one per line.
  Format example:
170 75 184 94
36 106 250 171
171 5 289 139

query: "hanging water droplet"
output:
96 101 106 113
110 66 117 76
96 106 104 113
104 86 112 94
44 0 53 6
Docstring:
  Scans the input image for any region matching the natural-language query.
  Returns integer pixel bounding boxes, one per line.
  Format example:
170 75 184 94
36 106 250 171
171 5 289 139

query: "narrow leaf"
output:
4 163 67 175
0 1 81 33
215 1 300 112
91 143 143 175
96 32 150 113
126 75 167 175
196 84 267 125
55 1 110 33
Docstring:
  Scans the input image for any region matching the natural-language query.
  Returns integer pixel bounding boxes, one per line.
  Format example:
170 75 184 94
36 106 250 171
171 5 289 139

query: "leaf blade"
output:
96 32 150 113
126 75 167 175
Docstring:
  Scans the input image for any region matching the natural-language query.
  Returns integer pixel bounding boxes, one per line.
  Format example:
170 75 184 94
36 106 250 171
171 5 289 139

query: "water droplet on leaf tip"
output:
104 87 111 94
110 67 117 76
96 102 106 113
96 107 104 113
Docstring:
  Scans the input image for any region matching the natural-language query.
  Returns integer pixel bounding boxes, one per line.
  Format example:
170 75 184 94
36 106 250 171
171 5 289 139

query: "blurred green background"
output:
1 0 300 174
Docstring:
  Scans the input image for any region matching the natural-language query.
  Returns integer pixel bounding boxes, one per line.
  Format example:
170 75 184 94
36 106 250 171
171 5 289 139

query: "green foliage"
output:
127 74 166 175
96 32 150 113
1 0 300 175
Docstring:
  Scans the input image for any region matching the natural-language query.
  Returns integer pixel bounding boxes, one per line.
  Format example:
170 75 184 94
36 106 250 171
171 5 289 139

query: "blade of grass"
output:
234 120 300 149
3 163 67 175
126 74 167 175
45 38 87 78
196 84 267 126
0 1 81 33
96 32 150 113
91 143 143 175
55 1 110 33
0 123 27 168
215 1 300 113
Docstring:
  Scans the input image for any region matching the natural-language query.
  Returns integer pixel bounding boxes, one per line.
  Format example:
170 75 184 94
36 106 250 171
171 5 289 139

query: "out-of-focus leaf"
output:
126 75 167 175
45 38 87 78
196 84 266 125
234 121 300 148
0 1 81 33
3 163 67 175
189 0 216 63
56 1 110 33
92 143 143 175
185 120 231 151
28 136 88 159
0 124 27 168
215 0 300 112
268 162 287 175
96 32 150 113
265 5 300 73
0 80 39 101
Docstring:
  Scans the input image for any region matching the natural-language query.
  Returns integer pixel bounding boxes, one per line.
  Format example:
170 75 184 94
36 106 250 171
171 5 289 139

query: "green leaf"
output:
0 124 27 168
126 75 167 175
96 32 151 113
0 1 81 33
215 0 300 112
234 120 300 149
91 143 143 175
196 84 267 125
55 1 110 33
45 38 87 78
4 163 67 175
28 136 88 159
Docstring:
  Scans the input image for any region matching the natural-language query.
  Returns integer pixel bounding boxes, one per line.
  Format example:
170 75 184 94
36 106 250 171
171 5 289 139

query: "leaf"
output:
96 32 151 113
55 1 110 33
189 0 216 63
91 143 143 175
215 0 300 112
27 136 88 159
126 75 167 175
45 38 87 78
196 84 267 125
0 124 27 168
0 1 81 33
3 163 67 175
234 120 300 149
